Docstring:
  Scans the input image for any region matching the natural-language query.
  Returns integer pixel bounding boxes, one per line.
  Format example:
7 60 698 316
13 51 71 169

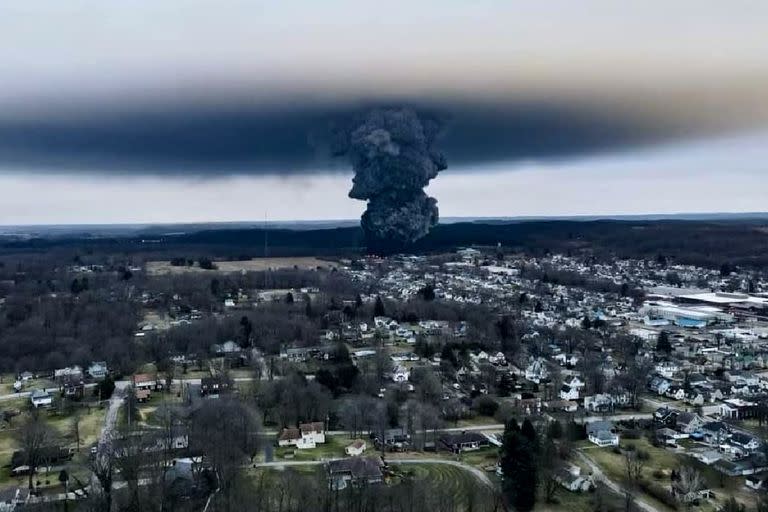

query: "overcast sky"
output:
1 0 767 224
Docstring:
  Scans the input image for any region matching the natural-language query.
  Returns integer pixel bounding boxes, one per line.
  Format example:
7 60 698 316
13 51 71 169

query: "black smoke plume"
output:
334 108 446 253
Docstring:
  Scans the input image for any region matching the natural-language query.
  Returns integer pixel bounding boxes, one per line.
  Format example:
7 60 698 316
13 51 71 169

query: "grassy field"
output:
391 463 490 510
147 257 334 275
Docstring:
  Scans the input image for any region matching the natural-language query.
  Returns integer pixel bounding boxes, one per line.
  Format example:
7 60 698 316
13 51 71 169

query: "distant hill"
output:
2 217 767 269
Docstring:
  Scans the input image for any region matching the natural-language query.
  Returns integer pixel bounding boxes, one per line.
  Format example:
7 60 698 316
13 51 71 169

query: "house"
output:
701 421 730 445
563 375 585 390
488 352 507 365
372 429 411 451
54 366 83 381
675 412 704 434
345 440 367 456
720 398 757 420
649 377 671 395
693 449 722 465
584 393 625 413
656 428 687 446
200 375 233 397
87 361 108 380
746 475 764 490
210 341 242 356
554 466 593 492
132 373 158 391
439 432 489 453
665 386 686 401
728 432 761 454
277 428 304 448
553 353 580 367
391 366 410 383
654 406 677 424
30 389 52 408
524 358 549 384
61 375 85 400
18 371 33 382
559 385 580 401
299 422 326 444
327 457 385 490
545 400 579 413
277 422 326 449
135 389 151 403
587 421 619 447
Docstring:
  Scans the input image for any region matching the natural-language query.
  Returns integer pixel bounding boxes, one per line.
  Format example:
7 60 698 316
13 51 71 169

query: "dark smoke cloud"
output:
0 98 679 175
333 108 446 251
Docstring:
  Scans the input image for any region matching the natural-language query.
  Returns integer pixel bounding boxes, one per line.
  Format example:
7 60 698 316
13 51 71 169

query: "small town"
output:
2 1 767 510
0 245 767 512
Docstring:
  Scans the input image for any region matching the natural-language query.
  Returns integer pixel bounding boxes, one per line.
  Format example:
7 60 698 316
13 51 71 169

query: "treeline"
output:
3 219 768 269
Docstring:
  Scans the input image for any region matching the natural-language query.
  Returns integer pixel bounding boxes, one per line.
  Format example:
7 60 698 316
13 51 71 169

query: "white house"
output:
559 385 580 401
553 353 580 367
299 422 326 444
54 366 82 380
587 421 619 447
30 389 52 408
278 422 326 449
524 358 549 384
488 352 507 365
392 366 410 383
345 440 367 456
563 375 585 390
555 466 593 492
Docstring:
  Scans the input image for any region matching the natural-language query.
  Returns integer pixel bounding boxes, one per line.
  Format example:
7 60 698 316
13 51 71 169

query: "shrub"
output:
472 395 499 417
639 480 677 509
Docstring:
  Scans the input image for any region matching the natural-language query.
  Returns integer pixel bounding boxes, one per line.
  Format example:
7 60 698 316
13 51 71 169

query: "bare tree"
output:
190 398 259 512
15 411 57 492
90 437 116 512
624 448 646 488
675 466 704 509
70 411 82 453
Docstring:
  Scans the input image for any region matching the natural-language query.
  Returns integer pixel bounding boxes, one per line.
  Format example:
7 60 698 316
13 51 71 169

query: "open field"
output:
147 257 335 275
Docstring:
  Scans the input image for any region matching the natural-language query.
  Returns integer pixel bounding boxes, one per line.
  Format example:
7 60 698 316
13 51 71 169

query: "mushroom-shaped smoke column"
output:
339 108 447 253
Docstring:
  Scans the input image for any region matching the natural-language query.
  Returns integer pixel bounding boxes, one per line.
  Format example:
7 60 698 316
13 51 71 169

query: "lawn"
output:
534 484 623 512
274 436 348 461
137 391 184 426
391 463 493 511
457 446 499 469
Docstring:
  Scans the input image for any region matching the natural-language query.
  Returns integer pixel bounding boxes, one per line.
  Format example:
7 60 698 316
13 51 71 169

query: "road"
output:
100 381 129 446
576 450 660 512
253 458 495 488
261 423 507 437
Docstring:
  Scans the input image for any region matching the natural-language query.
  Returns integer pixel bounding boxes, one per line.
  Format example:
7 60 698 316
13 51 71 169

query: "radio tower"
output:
263 211 268 289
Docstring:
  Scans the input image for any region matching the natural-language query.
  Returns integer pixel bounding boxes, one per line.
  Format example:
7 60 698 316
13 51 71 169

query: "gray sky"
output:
0 0 767 224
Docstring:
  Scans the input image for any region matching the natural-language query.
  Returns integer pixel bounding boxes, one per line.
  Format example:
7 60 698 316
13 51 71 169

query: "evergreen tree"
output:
546 420 563 440
656 331 672 354
374 296 386 317
501 419 538 512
